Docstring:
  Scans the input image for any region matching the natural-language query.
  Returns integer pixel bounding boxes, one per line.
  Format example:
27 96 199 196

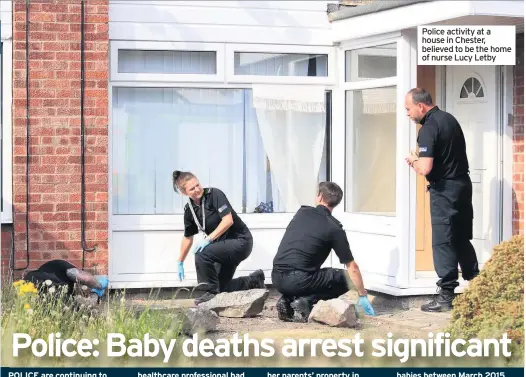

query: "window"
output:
111 87 331 215
344 41 398 216
345 43 397 82
1 41 3 218
225 45 334 85
118 50 217 75
345 87 397 215
234 52 328 77
460 77 485 99
1 39 12 223
110 42 225 82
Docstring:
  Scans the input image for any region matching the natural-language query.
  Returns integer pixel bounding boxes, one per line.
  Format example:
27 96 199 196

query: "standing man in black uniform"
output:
174 170 265 305
271 181 375 322
404 88 479 312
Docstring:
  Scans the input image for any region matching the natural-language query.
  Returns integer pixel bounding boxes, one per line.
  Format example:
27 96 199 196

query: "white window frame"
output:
332 31 415 288
345 44 398 82
225 43 335 85
110 41 226 83
338 34 400 230
1 38 13 224
109 81 333 231
109 47 335 233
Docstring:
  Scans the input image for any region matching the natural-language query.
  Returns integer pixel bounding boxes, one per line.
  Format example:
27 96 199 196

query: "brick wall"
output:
513 33 524 235
7 0 109 279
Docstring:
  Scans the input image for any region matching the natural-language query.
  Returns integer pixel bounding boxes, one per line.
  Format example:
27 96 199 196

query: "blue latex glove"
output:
177 261 185 281
193 238 211 254
91 276 109 298
357 295 376 316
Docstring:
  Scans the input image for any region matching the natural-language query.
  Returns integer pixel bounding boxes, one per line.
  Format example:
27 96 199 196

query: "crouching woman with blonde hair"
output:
173 170 265 304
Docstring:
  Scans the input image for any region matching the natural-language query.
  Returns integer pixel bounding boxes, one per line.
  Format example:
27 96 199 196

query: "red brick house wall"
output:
513 33 524 236
2 0 109 280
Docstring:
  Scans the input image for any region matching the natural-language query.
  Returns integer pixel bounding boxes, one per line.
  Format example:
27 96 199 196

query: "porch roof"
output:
330 0 524 43
328 0 431 22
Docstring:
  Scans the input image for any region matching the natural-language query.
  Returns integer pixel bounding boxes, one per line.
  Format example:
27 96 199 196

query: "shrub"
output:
447 235 524 366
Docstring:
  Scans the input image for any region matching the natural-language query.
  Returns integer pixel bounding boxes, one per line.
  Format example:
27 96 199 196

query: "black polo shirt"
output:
24 259 76 295
417 106 470 183
183 187 250 240
272 205 354 273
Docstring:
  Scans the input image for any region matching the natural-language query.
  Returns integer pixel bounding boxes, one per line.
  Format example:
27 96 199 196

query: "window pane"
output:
234 52 328 77
118 50 217 74
111 87 330 215
345 43 397 82
345 87 396 215
244 89 329 213
0 42 2 214
112 87 244 215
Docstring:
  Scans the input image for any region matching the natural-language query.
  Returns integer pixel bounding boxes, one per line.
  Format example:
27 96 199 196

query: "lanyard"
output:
188 196 206 234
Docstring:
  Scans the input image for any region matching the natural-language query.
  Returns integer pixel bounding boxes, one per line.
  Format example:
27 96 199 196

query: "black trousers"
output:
428 175 479 292
271 268 350 305
195 235 254 294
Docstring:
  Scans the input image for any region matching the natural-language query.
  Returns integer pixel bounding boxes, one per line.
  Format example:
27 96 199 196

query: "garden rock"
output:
177 307 219 335
199 289 269 317
308 298 359 327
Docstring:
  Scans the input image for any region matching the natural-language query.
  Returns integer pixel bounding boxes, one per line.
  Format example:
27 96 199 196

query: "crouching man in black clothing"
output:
23 259 109 304
271 182 375 322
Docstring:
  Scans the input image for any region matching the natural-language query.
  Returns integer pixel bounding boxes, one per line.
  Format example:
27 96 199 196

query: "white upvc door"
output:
446 65 501 266
332 30 417 291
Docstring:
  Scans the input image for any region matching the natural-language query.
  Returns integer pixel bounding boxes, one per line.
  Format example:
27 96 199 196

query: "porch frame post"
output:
396 29 418 288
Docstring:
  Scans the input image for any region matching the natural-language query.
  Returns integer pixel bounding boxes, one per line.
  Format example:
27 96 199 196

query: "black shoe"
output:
195 292 216 305
249 269 266 289
290 297 312 323
421 289 454 312
276 295 294 322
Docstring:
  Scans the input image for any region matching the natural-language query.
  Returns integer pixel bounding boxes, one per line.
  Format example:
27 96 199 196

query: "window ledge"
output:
1 215 13 224
338 212 397 236
111 213 298 231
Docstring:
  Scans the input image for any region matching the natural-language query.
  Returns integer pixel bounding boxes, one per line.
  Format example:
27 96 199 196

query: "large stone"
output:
176 307 219 335
199 289 269 318
308 298 359 327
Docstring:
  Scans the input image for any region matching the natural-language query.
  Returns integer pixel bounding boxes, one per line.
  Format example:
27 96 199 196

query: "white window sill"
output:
110 211 398 236
110 212 298 231
1 215 13 224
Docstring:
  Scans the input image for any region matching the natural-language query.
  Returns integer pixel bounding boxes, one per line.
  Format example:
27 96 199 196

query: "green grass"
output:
1 279 186 366
1 275 521 368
